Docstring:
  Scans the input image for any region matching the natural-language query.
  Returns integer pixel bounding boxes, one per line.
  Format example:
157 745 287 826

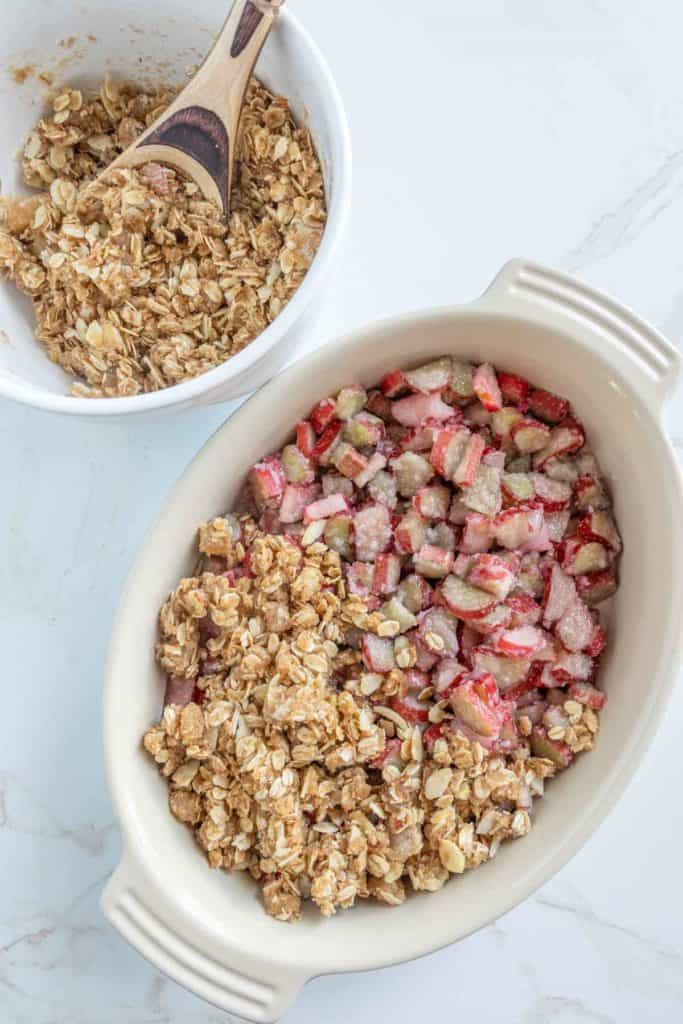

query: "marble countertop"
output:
1 1 682 1021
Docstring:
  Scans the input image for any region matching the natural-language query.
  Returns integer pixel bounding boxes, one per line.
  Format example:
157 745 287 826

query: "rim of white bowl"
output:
0 6 352 416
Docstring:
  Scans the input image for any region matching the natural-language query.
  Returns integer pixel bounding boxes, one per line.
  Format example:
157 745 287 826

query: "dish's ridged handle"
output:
101 853 305 1022
483 259 681 413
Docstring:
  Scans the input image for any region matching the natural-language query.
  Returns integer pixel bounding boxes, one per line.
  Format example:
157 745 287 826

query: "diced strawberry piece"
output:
527 388 570 424
164 675 196 708
394 510 427 554
368 737 403 770
249 455 287 509
510 417 551 454
561 537 610 576
361 634 396 673
333 442 369 480
423 723 446 748
585 623 606 658
469 602 513 635
418 606 460 656
493 625 548 659
280 483 320 524
575 568 618 605
550 651 594 682
573 474 611 510
542 563 577 627
470 647 531 690
303 493 350 523
555 598 594 652
468 553 517 601
311 419 343 465
389 693 430 723
354 451 387 489
367 469 398 508
405 356 453 394
412 485 450 519
335 384 367 420
450 674 504 737
577 510 622 553
347 562 374 597
372 553 402 595
365 390 394 422
497 371 530 409
295 421 316 458
432 658 467 695
472 363 503 412
431 425 469 479
344 411 386 448
414 543 454 579
491 407 524 444
354 503 392 561
459 512 494 553
454 433 486 487
310 397 337 434
533 418 586 469
439 575 497 620
567 682 606 710
545 510 571 544
392 392 454 427
380 369 409 398
397 574 433 613
530 725 573 768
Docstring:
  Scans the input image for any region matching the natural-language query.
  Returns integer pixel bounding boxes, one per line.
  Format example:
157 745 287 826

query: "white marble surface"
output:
1 1 683 1021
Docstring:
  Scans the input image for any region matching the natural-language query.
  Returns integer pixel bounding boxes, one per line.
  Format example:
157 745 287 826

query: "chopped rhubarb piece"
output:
561 537 610 576
418 606 460 656
413 484 451 519
501 472 535 505
392 392 454 427
555 597 594 652
516 552 545 597
406 629 441 671
354 451 387 489
164 675 196 708
472 363 503 412
423 722 447 748
372 553 402 595
461 465 502 517
440 575 497 620
335 385 367 420
575 568 618 605
324 514 353 560
527 388 570 424
310 397 337 434
454 432 486 487
405 356 453 394
354 503 392 561
427 522 457 552
432 658 467 695
471 647 531 690
460 512 494 553
551 651 594 682
322 472 355 500
533 418 586 468
391 450 434 496
346 562 374 597
510 417 551 454
431 425 469 479
493 625 547 659
491 407 524 444
281 444 315 485
506 592 542 627
390 693 429 723
296 420 316 458
585 623 606 658
333 442 369 480
468 553 518 601
380 368 409 398
414 543 454 579
447 360 475 403
497 371 530 409
574 474 611 510
483 448 506 470
450 674 504 737
381 597 418 633
361 633 396 673
545 510 571 543
530 725 573 768
303 493 350 523
249 455 287 509
463 402 492 428
368 737 403 770
542 563 577 627
577 510 622 553
367 469 398 508
495 506 541 550
400 422 439 453
397 573 433 613
311 419 343 465
567 682 606 709
280 483 320 524
394 510 427 554
469 602 513 635
344 411 386 448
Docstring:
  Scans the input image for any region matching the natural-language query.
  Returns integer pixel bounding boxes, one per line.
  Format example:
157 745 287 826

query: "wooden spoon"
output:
99 0 284 215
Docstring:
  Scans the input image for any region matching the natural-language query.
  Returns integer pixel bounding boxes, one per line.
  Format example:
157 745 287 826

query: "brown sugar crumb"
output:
142 516 567 921
0 77 327 397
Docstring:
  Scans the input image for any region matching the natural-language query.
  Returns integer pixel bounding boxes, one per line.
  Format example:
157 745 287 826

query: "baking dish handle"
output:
481 259 682 414
101 851 307 1022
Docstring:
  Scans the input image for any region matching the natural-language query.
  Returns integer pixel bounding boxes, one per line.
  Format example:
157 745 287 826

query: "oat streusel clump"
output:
0 79 326 397
142 515 598 922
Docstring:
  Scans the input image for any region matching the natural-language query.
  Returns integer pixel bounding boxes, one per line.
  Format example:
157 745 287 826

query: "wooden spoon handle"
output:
116 0 284 213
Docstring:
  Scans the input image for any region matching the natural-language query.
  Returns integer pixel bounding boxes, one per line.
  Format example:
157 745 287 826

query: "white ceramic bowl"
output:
0 0 351 415
103 260 683 1021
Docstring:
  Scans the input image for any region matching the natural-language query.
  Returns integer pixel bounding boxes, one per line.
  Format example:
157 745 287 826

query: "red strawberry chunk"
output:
497 371 530 409
296 420 316 458
423 723 446 749
249 455 287 509
472 363 503 412
361 634 396 673
380 368 409 398
372 553 402 595
567 682 606 710
454 432 486 486
392 391 454 427
354 503 392 561
527 388 570 424
303 493 350 523
468 553 517 601
280 483 320 524
414 543 454 578
493 625 547 659
555 598 594 652
310 397 337 434
311 419 343 465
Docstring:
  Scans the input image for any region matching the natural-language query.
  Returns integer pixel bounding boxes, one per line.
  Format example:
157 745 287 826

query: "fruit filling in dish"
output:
143 357 620 920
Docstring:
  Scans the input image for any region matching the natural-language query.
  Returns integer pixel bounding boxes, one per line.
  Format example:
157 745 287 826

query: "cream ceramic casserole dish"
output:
0 0 351 415
102 260 683 1021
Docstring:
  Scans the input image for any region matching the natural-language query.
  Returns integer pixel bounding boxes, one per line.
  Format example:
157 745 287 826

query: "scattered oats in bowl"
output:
142 359 619 921
0 78 326 397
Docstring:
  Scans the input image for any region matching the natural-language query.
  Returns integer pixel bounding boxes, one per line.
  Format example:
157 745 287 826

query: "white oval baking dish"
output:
102 260 683 1021
0 0 351 416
